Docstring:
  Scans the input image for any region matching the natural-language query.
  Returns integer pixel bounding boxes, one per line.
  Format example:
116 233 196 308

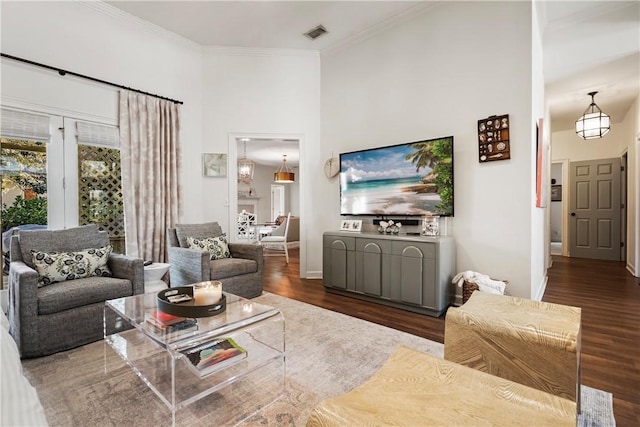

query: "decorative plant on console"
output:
405 137 453 216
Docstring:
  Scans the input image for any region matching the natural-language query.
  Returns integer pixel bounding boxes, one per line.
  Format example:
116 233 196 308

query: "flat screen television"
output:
340 136 454 217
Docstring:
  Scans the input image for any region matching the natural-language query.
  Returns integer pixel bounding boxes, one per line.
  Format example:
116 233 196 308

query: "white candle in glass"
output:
193 281 222 305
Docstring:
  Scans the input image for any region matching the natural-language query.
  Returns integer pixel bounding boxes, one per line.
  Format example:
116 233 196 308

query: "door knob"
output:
571 213 576 216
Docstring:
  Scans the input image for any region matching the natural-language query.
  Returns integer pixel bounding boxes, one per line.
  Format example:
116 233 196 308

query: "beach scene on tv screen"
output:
340 137 453 216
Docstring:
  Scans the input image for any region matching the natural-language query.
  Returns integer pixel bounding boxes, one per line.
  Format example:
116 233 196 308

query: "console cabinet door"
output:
355 239 390 296
398 245 423 305
323 236 355 290
390 242 436 307
421 258 437 309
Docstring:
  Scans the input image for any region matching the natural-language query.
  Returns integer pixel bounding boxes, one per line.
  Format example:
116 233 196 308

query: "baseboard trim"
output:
305 271 322 279
533 275 548 301
626 263 637 278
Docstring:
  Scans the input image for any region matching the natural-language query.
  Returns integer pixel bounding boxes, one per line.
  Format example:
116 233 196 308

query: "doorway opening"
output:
550 162 563 256
550 159 569 257
227 133 304 276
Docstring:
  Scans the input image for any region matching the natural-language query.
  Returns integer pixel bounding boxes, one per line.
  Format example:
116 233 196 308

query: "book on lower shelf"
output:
149 310 189 325
145 311 197 335
181 338 248 377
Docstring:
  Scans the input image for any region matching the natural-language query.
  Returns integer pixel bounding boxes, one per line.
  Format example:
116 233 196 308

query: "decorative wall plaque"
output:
478 114 510 163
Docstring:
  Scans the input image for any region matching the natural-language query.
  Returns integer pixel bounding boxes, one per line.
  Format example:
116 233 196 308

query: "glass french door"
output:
1 114 124 271
1 137 50 282
68 117 125 254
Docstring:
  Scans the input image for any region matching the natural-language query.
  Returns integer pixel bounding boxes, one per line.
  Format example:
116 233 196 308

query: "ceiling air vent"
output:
304 25 328 40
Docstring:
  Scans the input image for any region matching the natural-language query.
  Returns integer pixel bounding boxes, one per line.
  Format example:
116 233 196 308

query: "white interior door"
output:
271 185 285 220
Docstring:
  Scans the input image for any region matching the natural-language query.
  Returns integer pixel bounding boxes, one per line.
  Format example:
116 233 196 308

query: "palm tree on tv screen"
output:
406 138 453 215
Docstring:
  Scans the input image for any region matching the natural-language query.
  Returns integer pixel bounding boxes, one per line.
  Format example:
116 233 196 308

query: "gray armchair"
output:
167 222 263 299
8 224 144 358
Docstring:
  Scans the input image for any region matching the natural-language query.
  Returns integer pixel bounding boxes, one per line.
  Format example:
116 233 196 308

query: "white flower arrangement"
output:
378 220 402 234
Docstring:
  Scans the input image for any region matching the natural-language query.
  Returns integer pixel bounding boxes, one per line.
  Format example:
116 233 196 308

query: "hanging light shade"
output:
575 91 610 140
274 154 295 183
237 139 255 182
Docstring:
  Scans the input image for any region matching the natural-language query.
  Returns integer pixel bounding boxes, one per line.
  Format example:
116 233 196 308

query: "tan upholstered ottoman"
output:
444 292 581 408
306 346 576 427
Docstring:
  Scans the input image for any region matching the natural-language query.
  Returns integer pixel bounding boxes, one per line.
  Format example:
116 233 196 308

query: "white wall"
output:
530 1 548 299
321 1 538 298
551 124 629 162
201 48 320 275
0 1 204 223
626 96 639 276
633 97 640 276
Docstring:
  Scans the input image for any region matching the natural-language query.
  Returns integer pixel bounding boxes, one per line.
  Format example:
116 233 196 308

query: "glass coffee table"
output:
104 291 285 426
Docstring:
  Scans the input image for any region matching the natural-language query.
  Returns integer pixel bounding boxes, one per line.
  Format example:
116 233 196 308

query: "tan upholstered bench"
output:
306 346 576 426
444 292 581 409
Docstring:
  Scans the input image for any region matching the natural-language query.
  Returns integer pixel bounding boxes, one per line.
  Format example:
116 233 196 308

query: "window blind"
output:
0 108 51 143
76 121 119 148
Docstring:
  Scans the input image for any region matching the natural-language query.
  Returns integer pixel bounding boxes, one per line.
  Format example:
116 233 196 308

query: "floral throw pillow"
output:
31 245 113 287
186 235 231 260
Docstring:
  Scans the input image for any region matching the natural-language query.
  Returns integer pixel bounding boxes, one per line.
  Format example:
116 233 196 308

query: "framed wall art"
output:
203 153 227 177
478 114 510 163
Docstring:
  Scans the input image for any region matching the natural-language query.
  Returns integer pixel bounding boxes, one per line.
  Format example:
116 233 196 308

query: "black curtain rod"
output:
1 52 184 105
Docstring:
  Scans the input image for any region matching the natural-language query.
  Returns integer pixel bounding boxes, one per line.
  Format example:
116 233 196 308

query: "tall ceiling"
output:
106 1 426 50
107 0 640 147
540 1 639 132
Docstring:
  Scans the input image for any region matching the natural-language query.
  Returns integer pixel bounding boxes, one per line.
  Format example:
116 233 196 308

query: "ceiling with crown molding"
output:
105 1 425 50
107 0 639 136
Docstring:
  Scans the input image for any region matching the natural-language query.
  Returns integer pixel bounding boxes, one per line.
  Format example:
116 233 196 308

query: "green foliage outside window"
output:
1 196 47 232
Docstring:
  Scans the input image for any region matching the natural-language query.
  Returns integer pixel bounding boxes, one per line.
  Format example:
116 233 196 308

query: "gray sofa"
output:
167 222 263 299
8 224 144 358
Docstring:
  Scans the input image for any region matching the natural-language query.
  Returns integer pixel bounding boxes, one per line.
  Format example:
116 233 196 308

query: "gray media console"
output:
322 231 456 317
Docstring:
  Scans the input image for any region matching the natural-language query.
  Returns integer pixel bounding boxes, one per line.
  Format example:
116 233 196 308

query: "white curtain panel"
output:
119 90 182 262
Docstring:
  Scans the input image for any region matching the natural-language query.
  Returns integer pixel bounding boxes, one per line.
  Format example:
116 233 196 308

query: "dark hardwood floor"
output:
263 248 640 426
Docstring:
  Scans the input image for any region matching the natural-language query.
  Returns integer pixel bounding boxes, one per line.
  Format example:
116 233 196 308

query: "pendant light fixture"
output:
575 91 610 140
274 154 295 183
237 139 255 182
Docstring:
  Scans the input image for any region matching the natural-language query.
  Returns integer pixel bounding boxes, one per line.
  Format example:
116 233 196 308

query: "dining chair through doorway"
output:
260 212 291 263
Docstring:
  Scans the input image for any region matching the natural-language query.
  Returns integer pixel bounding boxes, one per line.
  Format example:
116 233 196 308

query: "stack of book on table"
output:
181 338 247 377
145 311 197 334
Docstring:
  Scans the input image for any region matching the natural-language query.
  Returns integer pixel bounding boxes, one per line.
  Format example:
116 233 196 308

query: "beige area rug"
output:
21 292 614 426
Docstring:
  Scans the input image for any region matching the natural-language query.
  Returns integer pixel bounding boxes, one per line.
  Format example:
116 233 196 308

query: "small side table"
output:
143 262 170 293
444 292 581 410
